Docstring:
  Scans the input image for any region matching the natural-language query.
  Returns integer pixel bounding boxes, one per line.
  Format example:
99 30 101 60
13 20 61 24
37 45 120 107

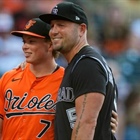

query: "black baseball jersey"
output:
55 46 117 140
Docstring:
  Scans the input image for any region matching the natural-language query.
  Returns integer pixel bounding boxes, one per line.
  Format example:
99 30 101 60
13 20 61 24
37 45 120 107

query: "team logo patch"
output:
52 6 58 15
24 20 36 30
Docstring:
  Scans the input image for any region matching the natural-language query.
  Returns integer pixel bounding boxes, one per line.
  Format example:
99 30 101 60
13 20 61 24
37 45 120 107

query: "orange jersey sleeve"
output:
0 64 64 140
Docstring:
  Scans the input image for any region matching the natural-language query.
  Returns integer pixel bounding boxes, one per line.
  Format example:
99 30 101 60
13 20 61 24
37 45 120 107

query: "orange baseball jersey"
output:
0 64 64 140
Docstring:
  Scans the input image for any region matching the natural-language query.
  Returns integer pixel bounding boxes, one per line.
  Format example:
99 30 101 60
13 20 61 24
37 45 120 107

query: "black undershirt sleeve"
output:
71 57 107 99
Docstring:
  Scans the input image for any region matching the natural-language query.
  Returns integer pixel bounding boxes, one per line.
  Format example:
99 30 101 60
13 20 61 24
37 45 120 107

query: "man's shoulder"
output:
0 68 24 83
53 66 65 78
59 66 65 70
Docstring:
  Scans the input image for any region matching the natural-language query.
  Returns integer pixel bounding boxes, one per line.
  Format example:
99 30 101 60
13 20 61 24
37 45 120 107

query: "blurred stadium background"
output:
0 0 140 139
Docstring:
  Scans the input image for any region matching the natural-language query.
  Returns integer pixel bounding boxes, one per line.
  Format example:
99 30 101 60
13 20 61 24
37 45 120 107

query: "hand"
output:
111 110 118 134
14 61 26 70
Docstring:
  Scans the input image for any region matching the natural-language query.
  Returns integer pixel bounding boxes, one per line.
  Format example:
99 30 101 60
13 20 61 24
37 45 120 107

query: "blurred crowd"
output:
0 0 140 140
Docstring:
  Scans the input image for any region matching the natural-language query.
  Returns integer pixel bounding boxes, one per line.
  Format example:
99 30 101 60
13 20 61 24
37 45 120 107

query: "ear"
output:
47 41 53 52
79 23 87 37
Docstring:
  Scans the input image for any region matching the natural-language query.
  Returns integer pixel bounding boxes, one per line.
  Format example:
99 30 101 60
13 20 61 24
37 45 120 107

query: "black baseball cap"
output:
39 2 88 28
11 18 50 39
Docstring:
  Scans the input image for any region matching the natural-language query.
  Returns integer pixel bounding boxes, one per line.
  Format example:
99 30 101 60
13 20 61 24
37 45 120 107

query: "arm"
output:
71 92 104 140
0 118 3 139
14 61 26 70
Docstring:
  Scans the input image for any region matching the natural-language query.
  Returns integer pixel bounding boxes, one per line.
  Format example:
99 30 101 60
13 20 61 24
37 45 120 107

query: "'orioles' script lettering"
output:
4 89 56 111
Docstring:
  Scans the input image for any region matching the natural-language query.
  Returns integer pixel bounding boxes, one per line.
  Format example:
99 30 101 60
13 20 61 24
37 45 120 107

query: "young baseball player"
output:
0 18 64 140
40 1 118 140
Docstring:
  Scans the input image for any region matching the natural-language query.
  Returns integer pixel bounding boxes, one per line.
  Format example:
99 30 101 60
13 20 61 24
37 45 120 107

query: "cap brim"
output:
39 14 74 24
11 31 45 38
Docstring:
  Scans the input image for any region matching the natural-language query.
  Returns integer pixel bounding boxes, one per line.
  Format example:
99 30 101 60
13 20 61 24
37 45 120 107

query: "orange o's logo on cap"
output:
24 20 36 30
